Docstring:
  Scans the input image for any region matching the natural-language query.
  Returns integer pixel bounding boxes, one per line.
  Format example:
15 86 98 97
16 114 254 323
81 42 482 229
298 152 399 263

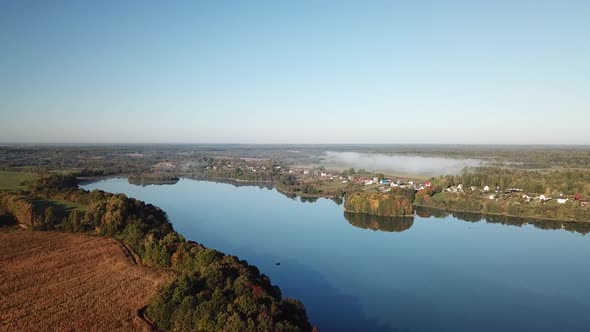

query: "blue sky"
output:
1 1 588 144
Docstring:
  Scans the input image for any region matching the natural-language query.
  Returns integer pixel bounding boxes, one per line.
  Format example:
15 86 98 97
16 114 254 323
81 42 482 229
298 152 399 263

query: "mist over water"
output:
323 151 485 176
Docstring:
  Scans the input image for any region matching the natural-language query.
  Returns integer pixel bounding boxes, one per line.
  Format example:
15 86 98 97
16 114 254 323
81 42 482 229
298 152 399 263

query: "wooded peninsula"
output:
0 173 312 331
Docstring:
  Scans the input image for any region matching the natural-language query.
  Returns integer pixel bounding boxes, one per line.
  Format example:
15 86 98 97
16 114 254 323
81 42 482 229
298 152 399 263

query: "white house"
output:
483 185 490 192
488 195 495 200
557 198 568 204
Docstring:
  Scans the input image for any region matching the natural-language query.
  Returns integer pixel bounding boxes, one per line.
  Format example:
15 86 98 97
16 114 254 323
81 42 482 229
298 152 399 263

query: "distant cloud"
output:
323 151 485 176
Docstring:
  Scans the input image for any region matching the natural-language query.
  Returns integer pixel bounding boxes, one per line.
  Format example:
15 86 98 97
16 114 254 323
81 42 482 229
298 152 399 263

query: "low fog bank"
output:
323 151 485 176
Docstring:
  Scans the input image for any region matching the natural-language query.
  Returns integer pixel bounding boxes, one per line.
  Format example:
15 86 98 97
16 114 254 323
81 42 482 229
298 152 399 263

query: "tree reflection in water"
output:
416 206 590 235
344 211 414 232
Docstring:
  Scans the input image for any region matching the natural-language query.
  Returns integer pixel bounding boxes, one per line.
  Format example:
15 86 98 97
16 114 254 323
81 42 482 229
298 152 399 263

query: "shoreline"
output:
343 208 414 218
79 175 590 224
414 204 590 224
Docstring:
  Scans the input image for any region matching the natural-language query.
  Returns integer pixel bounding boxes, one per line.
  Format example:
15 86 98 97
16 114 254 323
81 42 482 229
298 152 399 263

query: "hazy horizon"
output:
1 1 589 144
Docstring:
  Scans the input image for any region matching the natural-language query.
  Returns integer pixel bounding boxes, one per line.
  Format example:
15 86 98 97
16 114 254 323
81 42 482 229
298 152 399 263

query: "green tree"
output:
44 206 56 229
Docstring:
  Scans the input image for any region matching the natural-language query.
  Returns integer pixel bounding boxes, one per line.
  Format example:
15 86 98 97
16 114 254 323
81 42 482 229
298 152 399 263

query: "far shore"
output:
77 174 590 224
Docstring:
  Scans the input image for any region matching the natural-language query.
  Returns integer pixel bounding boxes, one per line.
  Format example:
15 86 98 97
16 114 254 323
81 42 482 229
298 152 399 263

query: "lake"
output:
82 178 590 332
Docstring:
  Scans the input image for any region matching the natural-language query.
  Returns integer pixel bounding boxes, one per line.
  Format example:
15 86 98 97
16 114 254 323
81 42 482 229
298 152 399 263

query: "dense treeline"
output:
15 174 313 331
193 166 277 183
344 188 414 217
432 167 590 196
0 192 64 230
128 173 180 186
418 167 590 222
0 192 36 226
275 181 347 199
421 191 590 222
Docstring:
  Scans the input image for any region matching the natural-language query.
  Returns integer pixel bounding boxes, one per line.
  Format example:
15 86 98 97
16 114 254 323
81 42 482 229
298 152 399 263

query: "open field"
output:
30 198 87 220
0 230 173 331
0 171 38 192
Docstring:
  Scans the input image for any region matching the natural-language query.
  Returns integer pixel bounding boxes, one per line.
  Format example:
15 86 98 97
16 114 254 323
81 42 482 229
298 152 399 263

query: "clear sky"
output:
1 1 588 144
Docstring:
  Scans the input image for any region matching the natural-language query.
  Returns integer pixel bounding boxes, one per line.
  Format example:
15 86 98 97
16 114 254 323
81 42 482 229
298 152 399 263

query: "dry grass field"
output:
0 230 173 331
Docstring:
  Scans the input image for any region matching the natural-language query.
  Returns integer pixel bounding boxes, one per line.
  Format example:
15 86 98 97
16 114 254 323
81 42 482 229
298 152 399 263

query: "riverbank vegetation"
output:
128 173 180 186
1 174 312 331
419 168 590 222
2 144 590 223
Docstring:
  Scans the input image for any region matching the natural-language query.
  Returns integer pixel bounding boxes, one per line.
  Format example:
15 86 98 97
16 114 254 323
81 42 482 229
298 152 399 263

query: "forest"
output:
344 187 415 217
0 174 312 331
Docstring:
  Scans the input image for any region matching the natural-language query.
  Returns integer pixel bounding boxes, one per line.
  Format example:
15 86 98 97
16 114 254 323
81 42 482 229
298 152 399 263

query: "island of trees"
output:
344 187 415 217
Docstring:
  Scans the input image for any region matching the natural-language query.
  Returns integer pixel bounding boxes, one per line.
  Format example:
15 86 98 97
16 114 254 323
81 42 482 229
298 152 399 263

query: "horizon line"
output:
2 142 590 147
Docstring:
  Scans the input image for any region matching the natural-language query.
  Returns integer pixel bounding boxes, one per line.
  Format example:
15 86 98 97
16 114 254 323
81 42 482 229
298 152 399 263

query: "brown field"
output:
0 230 173 331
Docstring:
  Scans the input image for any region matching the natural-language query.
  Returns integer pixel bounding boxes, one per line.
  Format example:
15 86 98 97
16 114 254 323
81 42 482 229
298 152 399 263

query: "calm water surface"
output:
82 178 590 332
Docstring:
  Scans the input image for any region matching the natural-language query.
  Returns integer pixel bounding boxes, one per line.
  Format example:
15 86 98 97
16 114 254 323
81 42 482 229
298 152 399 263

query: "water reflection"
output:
344 212 414 233
300 196 319 203
275 188 344 205
127 177 180 187
416 206 590 235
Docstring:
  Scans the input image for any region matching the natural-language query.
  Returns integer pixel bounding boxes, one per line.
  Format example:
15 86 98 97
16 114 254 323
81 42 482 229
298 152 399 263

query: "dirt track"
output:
0 230 172 331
